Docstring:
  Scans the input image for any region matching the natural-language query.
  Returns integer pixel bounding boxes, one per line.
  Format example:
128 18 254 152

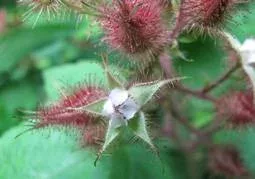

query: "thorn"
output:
94 150 102 167
15 127 35 139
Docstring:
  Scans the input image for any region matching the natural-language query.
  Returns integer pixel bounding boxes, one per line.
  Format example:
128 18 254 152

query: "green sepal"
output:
76 98 107 117
95 118 122 166
128 112 154 149
102 54 123 89
128 78 184 107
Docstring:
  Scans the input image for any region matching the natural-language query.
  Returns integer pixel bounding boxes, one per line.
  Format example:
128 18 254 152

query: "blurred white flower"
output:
224 32 255 102
240 38 255 66
240 38 255 99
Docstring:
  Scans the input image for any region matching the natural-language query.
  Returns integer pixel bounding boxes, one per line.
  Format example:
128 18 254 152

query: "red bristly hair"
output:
170 0 244 40
216 91 255 126
98 0 169 60
24 85 107 129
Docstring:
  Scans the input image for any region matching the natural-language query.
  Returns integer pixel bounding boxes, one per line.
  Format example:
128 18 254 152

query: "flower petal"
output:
109 88 129 106
119 98 139 120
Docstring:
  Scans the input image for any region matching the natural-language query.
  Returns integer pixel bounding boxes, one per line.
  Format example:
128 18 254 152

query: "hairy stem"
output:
174 85 217 102
202 62 241 93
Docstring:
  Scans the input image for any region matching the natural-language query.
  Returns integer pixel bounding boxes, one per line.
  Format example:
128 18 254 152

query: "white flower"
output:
102 88 139 128
240 38 255 97
224 32 255 103
240 38 255 67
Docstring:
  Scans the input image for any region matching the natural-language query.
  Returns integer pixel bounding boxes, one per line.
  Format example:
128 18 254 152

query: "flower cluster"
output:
18 0 255 175
22 60 177 157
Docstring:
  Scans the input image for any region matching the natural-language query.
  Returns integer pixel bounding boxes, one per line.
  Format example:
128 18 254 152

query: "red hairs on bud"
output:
216 91 255 126
0 9 6 33
23 85 107 129
171 0 244 39
98 0 169 60
208 145 249 177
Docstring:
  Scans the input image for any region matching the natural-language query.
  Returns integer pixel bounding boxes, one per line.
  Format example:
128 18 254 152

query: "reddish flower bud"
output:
173 0 243 36
25 85 107 129
98 0 169 59
208 145 249 177
216 91 255 126
0 9 6 33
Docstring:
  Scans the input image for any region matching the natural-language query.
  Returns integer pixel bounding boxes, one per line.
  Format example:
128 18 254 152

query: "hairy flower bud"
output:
173 0 243 36
216 92 255 126
98 0 169 60
25 85 107 129
208 145 249 177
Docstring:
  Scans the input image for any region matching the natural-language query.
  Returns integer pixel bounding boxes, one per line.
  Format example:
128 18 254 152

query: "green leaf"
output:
109 143 188 179
0 80 38 135
43 61 106 101
213 128 255 176
0 24 75 73
227 1 255 41
0 124 111 179
233 129 255 176
175 37 226 89
174 37 228 127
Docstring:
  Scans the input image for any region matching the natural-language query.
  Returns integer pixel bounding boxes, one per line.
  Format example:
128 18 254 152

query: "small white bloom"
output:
102 100 115 116
240 38 255 99
240 38 255 66
224 33 255 103
102 88 140 128
109 88 129 106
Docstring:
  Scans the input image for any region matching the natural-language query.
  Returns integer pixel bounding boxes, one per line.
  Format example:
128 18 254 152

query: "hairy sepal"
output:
128 111 155 149
128 77 185 107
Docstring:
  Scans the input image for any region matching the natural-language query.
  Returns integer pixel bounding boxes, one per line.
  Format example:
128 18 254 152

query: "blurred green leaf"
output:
0 80 38 134
228 1 255 41
43 61 106 101
233 129 255 176
109 143 188 179
0 124 188 179
0 124 111 179
214 128 255 176
175 37 226 89
174 37 225 126
0 24 75 73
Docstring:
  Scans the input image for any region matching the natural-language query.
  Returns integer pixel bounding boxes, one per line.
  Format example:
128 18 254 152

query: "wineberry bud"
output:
216 91 255 126
98 0 169 60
